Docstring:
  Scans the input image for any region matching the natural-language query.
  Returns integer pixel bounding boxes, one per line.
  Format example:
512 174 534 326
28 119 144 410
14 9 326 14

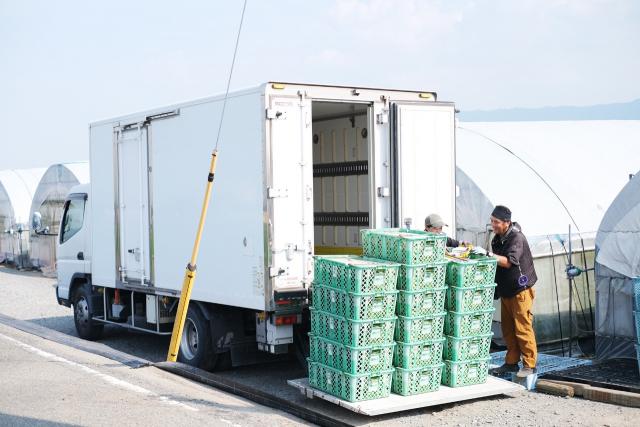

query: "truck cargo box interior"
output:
311 101 371 255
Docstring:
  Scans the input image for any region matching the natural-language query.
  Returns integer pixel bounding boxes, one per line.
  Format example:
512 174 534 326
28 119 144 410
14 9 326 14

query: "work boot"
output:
516 366 537 378
489 363 519 375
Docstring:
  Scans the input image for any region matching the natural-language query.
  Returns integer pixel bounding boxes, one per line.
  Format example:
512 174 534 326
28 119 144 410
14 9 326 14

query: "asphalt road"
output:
0 322 308 426
0 266 169 363
0 266 308 426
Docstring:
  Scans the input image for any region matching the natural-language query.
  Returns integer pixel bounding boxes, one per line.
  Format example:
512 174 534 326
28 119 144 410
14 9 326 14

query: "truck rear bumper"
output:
273 288 308 313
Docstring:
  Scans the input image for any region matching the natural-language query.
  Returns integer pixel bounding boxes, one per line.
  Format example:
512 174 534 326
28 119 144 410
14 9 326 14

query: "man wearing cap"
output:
424 213 461 247
478 205 538 378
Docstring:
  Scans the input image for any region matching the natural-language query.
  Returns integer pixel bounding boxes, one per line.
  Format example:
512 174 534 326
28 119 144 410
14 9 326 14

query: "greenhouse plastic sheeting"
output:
594 171 640 360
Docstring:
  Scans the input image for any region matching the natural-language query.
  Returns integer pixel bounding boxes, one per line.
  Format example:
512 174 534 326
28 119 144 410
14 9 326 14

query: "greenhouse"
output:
0 168 46 268
29 162 89 276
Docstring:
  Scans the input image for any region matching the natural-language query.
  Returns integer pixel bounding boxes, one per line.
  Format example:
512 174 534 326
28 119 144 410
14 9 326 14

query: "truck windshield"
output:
60 197 86 244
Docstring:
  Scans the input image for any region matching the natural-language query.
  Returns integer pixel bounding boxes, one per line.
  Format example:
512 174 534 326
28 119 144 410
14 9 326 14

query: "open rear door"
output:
391 102 456 231
267 95 314 292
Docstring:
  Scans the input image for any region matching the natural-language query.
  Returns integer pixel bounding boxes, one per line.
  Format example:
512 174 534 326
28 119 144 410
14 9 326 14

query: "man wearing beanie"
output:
483 205 538 378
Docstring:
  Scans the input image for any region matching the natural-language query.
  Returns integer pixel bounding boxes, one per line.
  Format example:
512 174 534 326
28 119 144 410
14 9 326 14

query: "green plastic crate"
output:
311 284 341 315
446 257 483 287
309 334 395 374
469 254 498 285
396 261 448 291
312 284 398 320
444 308 495 338
443 333 493 361
445 283 496 312
310 308 396 347
393 338 445 369
308 360 393 402
392 364 443 396
361 229 447 265
313 255 399 293
441 358 490 387
396 287 447 317
395 313 446 343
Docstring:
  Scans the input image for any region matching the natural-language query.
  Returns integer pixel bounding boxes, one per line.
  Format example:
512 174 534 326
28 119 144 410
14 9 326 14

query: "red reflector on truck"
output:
275 315 297 326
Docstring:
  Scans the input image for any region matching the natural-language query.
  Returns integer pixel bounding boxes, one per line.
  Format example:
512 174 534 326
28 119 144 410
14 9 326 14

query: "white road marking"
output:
0 332 198 412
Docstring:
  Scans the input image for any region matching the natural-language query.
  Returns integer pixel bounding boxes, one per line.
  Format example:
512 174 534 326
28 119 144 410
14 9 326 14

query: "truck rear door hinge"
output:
269 266 286 277
267 187 288 198
376 112 389 124
266 109 287 120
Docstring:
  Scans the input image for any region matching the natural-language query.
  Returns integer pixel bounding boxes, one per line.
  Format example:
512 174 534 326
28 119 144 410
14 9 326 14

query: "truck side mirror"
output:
32 212 43 233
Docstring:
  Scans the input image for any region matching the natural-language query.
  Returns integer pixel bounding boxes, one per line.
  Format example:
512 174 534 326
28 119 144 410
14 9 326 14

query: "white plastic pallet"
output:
288 376 524 416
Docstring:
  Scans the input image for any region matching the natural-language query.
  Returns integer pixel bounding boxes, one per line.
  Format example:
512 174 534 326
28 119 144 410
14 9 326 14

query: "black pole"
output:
549 237 565 357
580 236 595 332
568 224 573 357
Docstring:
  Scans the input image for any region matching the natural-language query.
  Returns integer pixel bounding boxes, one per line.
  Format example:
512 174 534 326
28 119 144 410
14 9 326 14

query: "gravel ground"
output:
1 264 640 426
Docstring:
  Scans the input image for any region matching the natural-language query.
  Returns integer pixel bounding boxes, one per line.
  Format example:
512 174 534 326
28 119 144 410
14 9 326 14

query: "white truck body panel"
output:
80 83 455 313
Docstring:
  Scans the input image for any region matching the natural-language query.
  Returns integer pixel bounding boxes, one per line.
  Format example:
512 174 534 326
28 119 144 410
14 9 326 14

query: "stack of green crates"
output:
309 255 400 402
442 254 498 387
361 229 448 396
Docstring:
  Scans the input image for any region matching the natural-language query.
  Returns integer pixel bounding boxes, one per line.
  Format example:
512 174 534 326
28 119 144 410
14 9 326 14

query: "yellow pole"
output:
167 151 218 362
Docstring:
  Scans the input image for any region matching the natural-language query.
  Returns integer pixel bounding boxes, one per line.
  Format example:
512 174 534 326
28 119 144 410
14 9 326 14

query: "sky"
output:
1 0 639 170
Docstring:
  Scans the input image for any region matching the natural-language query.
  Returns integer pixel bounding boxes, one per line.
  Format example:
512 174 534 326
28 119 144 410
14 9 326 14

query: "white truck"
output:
55 82 456 369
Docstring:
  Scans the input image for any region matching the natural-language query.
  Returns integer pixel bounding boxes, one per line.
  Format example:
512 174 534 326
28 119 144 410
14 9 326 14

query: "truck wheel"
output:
73 285 104 340
177 305 216 370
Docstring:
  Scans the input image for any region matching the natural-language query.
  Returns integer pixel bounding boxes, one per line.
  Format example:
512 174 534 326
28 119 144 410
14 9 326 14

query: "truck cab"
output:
56 183 91 307
55 184 106 340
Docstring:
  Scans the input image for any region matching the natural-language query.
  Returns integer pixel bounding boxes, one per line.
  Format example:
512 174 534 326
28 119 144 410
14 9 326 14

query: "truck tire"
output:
73 285 104 341
177 305 216 371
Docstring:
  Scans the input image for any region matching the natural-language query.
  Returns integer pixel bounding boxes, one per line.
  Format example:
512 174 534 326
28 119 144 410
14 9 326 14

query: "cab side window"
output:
60 198 86 244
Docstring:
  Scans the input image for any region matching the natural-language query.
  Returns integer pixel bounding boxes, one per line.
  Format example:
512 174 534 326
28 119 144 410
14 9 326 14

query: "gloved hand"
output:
471 246 488 256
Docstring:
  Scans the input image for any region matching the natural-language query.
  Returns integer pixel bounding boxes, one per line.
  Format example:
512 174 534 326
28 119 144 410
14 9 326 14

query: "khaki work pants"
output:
501 287 537 368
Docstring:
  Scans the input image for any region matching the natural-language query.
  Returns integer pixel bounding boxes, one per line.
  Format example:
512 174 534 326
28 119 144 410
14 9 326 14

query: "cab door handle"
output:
77 251 84 260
